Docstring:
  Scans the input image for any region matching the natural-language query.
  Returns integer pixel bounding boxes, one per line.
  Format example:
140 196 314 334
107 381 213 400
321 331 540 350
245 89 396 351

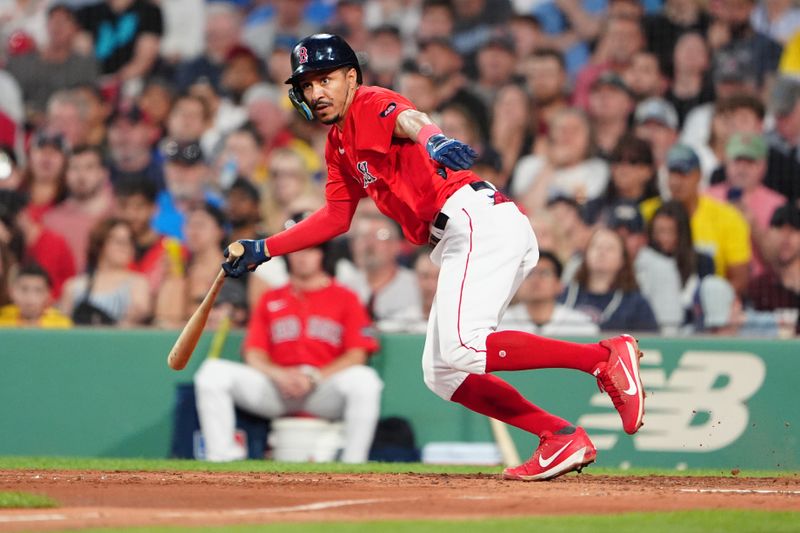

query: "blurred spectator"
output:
697 274 740 334
474 37 517 109
165 94 212 151
0 0 48 62
6 5 98 124
706 0 782 87
42 145 115 273
0 190 75 299
45 90 92 150
397 65 439 114
340 210 421 322
607 202 684 332
0 145 22 191
114 175 178 295
261 148 322 235
439 102 487 156
648 200 716 325
747 203 800 334
550 196 595 283
623 50 668 102
417 38 489 136
766 76 800 165
414 250 439 322
244 0 312 58
158 0 204 63
573 15 645 109
508 14 544 60
364 25 405 89
559 227 659 332
329 0 369 52
106 102 164 190
707 133 786 276
76 0 163 81
60 218 150 326
174 2 243 93
588 72 635 156
137 77 175 133
490 84 534 184
501 250 599 336
153 139 221 240
243 84 313 165
643 0 711 75
215 124 267 187
20 130 68 220
750 0 800 45
514 108 609 211
0 240 13 307
73 85 110 147
584 134 659 224
0 263 72 328
220 45 263 105
642 144 752 294
520 48 570 139
193 223 381 463
633 97 683 194
665 32 714 127
265 43 294 85
417 0 455 42
450 0 513 58
155 202 244 327
226 177 265 244
188 80 249 161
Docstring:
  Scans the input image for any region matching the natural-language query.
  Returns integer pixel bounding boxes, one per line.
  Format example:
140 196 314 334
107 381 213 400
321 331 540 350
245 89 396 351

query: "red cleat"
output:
502 427 597 481
595 334 645 435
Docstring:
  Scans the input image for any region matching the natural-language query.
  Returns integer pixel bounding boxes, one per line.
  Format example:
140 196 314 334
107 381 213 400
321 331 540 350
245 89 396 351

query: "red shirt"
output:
266 86 479 255
27 228 76 299
243 281 379 368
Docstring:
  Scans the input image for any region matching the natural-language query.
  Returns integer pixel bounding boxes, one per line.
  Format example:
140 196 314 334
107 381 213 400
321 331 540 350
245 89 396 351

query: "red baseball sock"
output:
485 330 609 374
450 373 571 437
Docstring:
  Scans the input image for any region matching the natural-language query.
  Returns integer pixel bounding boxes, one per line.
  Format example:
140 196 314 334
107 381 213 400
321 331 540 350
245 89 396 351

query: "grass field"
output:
0 457 797 532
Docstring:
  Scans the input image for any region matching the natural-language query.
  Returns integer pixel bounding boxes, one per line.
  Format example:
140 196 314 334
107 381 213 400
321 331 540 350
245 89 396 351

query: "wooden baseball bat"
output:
489 417 521 468
167 242 244 371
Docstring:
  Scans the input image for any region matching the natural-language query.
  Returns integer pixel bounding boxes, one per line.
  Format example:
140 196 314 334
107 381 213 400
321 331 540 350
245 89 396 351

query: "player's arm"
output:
316 348 368 380
394 109 478 171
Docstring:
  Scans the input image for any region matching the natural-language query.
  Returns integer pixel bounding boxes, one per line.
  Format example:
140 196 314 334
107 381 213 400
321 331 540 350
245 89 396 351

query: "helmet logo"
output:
298 46 309 64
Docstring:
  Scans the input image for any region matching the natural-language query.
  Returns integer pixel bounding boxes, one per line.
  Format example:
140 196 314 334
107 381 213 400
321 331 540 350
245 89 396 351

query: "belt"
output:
429 181 506 246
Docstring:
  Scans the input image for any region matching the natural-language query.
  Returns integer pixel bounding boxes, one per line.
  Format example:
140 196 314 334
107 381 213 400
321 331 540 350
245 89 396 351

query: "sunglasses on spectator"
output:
164 139 203 165
33 132 68 152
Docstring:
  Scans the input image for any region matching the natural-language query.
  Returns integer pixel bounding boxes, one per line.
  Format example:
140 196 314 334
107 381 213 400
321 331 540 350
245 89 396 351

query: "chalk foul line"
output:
679 488 800 495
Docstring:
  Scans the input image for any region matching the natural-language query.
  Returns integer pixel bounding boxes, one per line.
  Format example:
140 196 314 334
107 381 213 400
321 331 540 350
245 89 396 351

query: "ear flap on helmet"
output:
288 86 314 121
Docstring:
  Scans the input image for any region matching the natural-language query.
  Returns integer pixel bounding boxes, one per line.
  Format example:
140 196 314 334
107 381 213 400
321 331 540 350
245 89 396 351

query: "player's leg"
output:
303 365 383 463
194 358 287 461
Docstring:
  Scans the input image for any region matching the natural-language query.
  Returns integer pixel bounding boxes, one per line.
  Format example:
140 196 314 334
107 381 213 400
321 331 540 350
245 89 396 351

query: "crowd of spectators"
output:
1 0 799 337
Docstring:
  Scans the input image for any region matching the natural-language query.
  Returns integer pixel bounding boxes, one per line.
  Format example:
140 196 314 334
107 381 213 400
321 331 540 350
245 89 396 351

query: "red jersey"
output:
243 281 379 368
265 86 479 255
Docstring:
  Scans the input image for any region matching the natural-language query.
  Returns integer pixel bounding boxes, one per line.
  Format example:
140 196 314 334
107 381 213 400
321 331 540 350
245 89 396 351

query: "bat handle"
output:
226 241 245 261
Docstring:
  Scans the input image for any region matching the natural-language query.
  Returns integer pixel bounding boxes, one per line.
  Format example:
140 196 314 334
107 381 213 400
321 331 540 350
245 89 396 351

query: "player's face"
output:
299 68 358 125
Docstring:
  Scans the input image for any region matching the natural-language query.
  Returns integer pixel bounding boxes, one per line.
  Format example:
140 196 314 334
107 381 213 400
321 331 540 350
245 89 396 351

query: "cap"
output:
163 139 204 165
417 36 457 53
635 97 679 130
700 276 735 329
666 143 701 174
770 204 800 229
225 44 259 63
591 71 633 96
769 76 800 117
481 35 515 54
713 49 757 85
607 202 645 233
726 132 767 161
228 177 261 203
32 130 68 152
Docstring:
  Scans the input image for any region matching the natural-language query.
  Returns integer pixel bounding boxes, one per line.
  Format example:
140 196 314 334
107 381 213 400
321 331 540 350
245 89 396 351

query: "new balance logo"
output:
578 351 766 452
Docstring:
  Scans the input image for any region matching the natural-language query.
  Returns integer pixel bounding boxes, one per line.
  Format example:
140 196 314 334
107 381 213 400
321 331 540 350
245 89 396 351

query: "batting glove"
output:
222 239 270 278
425 134 478 171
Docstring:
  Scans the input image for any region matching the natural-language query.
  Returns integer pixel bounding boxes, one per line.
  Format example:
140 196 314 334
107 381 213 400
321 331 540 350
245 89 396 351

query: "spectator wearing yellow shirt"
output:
0 264 72 328
641 144 751 295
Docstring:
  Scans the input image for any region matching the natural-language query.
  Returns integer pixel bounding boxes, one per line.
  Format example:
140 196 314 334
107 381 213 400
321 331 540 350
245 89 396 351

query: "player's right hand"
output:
425 133 478 171
222 239 271 278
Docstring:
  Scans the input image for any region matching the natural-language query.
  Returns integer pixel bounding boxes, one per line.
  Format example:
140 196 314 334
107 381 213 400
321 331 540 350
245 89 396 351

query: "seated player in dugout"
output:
194 212 383 463
222 34 647 480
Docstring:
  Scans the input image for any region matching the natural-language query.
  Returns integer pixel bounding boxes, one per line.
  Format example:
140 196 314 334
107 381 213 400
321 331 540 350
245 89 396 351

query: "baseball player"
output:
195 213 383 462
223 34 646 480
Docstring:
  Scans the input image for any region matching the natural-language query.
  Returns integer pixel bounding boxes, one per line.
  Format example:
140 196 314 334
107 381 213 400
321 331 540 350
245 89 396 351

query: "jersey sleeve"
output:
339 288 380 354
243 293 271 353
139 2 164 35
354 89 414 154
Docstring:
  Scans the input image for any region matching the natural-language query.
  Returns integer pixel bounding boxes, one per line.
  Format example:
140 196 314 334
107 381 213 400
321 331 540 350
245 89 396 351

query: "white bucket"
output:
269 417 344 462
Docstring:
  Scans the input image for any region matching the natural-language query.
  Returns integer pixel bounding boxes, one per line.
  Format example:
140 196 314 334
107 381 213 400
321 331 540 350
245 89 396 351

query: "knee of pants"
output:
438 343 487 375
337 365 384 399
423 365 465 402
194 358 233 391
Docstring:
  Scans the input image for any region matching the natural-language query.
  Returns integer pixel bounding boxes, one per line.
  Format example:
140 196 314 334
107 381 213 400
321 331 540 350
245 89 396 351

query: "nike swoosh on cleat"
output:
538 440 573 468
621 342 638 395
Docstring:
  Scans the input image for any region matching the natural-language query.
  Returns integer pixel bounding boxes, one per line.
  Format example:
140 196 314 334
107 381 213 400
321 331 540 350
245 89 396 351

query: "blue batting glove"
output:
425 134 478 171
222 239 270 278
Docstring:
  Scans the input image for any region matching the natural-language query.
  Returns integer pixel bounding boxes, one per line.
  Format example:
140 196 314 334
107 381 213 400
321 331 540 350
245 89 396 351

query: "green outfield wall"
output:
0 329 797 470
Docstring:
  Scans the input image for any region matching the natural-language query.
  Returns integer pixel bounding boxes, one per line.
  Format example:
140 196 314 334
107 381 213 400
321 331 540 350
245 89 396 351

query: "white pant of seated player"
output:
194 358 383 462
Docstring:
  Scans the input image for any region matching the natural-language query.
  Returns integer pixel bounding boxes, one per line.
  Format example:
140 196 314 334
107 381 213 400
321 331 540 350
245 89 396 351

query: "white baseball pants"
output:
423 184 539 400
194 358 383 462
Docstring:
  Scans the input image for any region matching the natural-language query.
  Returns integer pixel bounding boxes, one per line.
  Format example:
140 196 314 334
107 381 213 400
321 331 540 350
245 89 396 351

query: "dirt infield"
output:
0 469 798 531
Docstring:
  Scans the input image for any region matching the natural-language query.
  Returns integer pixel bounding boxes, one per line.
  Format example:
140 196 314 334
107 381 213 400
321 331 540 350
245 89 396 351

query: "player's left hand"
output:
425 134 478 171
222 239 271 278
